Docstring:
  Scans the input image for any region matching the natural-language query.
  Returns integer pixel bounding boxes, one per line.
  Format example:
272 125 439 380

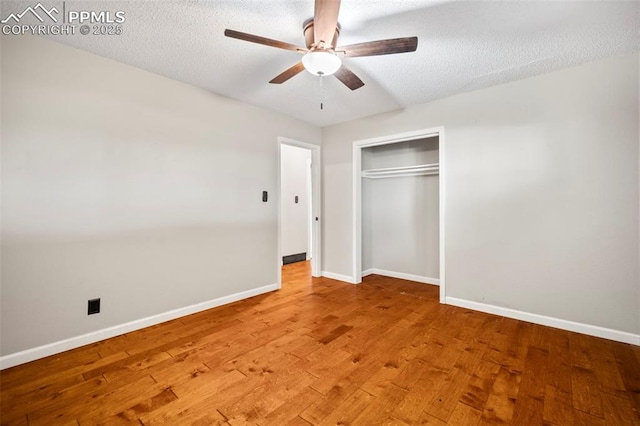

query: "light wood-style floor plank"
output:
1 261 639 425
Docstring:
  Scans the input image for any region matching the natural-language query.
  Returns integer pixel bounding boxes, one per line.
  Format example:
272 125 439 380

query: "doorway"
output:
278 137 321 287
352 127 446 303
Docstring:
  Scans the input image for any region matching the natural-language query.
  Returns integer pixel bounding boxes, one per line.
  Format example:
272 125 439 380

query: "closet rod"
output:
361 163 439 179
361 162 439 174
363 171 439 179
363 167 438 176
362 170 439 179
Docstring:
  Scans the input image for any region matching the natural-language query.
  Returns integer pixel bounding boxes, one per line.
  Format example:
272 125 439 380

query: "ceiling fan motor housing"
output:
303 18 340 50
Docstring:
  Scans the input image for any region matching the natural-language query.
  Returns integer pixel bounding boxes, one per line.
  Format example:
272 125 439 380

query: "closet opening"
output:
352 127 445 303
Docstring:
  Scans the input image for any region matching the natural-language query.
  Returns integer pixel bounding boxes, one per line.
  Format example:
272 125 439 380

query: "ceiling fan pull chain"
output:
319 74 324 110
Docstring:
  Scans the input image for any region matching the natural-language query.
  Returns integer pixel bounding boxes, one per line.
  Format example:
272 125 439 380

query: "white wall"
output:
369 176 439 280
322 52 640 339
280 144 311 257
0 35 320 359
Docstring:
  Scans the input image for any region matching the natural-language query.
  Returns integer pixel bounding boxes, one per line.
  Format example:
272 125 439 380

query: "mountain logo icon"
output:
1 3 59 24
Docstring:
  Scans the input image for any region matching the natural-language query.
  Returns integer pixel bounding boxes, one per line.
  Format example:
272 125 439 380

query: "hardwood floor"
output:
1 261 639 425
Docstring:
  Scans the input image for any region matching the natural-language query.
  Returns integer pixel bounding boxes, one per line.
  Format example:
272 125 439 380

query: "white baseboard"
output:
0 283 279 370
321 271 357 284
446 297 640 346
363 268 440 286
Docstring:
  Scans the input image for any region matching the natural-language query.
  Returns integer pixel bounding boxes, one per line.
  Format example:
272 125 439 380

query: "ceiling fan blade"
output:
224 29 306 53
314 0 341 49
269 62 306 84
334 64 364 90
339 37 418 57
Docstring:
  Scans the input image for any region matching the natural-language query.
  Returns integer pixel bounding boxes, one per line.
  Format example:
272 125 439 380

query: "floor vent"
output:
283 253 306 265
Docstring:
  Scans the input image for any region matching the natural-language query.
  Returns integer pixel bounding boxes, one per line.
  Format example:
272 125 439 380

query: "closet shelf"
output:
361 163 439 179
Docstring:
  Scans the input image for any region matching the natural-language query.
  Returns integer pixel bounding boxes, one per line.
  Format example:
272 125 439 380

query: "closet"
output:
361 136 440 285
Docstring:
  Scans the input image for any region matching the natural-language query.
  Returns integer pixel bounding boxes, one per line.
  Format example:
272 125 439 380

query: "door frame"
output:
352 126 446 303
278 137 322 286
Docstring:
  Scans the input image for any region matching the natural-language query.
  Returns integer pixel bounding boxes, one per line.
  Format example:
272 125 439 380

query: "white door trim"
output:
352 126 446 303
278 137 322 285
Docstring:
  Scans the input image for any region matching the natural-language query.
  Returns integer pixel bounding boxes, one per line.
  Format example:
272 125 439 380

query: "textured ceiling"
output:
4 0 640 127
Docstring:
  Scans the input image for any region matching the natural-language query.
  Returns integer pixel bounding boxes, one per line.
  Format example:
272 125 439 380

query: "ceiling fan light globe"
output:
302 51 341 77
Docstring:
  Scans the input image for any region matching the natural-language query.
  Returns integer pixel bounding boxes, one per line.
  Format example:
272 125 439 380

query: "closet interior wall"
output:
361 137 440 284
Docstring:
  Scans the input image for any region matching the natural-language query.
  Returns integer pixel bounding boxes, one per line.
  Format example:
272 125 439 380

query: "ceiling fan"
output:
224 0 418 90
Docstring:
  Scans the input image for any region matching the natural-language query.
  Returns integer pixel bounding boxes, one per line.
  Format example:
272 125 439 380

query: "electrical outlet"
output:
88 298 100 315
